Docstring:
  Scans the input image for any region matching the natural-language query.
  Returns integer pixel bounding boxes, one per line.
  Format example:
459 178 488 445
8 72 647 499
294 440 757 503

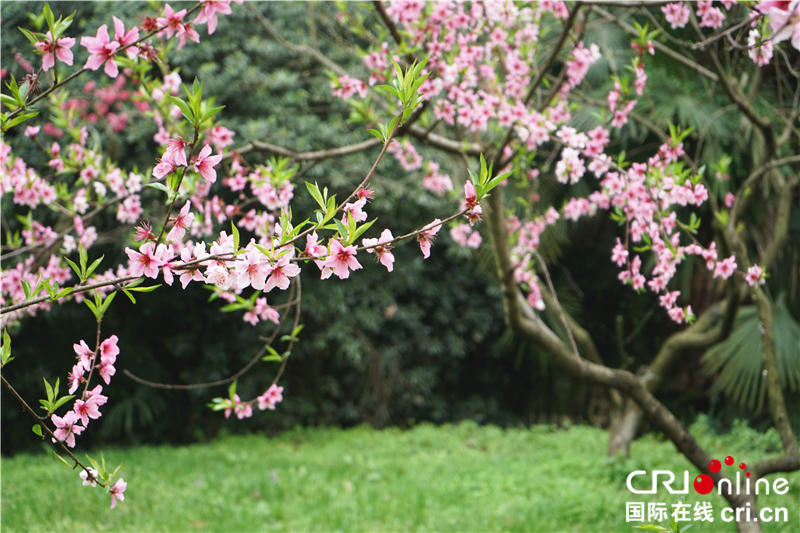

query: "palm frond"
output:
702 294 800 412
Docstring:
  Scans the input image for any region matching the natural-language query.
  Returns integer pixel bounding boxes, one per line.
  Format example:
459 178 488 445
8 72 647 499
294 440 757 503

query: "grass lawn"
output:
2 420 798 532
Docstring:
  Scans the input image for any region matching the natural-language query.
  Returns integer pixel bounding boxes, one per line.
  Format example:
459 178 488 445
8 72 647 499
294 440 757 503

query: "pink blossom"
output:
157 4 187 39
668 306 686 324
193 145 222 182
304 233 327 269
265 254 302 291
109 478 127 509
769 1 800 50
166 138 189 167
68 363 85 395
126 242 165 279
205 263 233 289
85 385 108 407
34 32 76 71
74 339 94 371
417 219 442 259
257 384 284 411
80 468 99 487
343 198 368 223
713 255 738 280
464 181 478 208
73 397 102 426
234 247 269 290
113 16 140 59
167 200 194 242
208 125 235 148
321 240 362 280
745 265 766 286
254 297 280 324
51 410 84 448
153 157 177 179
175 22 200 50
659 290 681 309
100 335 119 365
24 125 41 137
748 30 774 66
97 360 116 385
725 192 735 208
194 0 233 35
362 229 396 272
80 25 121 78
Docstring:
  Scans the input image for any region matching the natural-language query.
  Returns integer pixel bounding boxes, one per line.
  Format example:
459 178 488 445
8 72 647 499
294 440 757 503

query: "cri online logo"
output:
627 455 791 496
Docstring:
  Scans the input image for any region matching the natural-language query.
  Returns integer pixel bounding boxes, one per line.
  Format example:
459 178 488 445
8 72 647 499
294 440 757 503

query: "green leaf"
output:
18 27 40 46
52 394 75 411
264 345 281 359
1 329 11 365
351 218 377 243
63 256 82 280
305 182 326 210
483 171 512 194
53 452 72 468
84 298 99 318
167 95 194 123
43 377 54 403
21 279 31 300
200 105 225 125
333 218 349 240
322 196 338 224
375 84 401 100
121 289 136 304
0 94 19 109
231 221 240 252
85 255 104 279
367 129 384 142
126 284 162 293
228 380 237 401
79 243 88 272
391 58 404 88
32 424 43 437
110 462 123 480
43 3 55 37
100 291 116 315
85 454 101 473
55 287 72 300
388 114 401 135
2 110 38 132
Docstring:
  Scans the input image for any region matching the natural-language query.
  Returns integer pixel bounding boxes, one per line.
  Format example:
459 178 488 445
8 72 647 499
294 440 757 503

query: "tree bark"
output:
607 398 644 457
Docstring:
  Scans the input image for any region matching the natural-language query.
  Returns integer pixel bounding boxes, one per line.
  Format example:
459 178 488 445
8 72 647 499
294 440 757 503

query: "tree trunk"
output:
607 398 644 457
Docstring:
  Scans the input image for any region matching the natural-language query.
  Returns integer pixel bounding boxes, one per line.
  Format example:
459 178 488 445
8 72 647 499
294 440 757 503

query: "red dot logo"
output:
739 462 746 470
709 459 721 473
725 456 734 466
694 474 714 494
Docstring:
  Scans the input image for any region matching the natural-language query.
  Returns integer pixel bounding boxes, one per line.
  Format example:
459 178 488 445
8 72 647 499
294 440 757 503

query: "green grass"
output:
2 420 798 532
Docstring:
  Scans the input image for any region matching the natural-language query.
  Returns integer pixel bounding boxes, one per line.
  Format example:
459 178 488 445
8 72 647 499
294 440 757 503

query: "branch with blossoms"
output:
4 0 221 124
321 3 800 514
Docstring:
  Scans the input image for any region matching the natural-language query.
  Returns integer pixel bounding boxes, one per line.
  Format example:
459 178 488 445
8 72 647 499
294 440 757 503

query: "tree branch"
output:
593 7 719 82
